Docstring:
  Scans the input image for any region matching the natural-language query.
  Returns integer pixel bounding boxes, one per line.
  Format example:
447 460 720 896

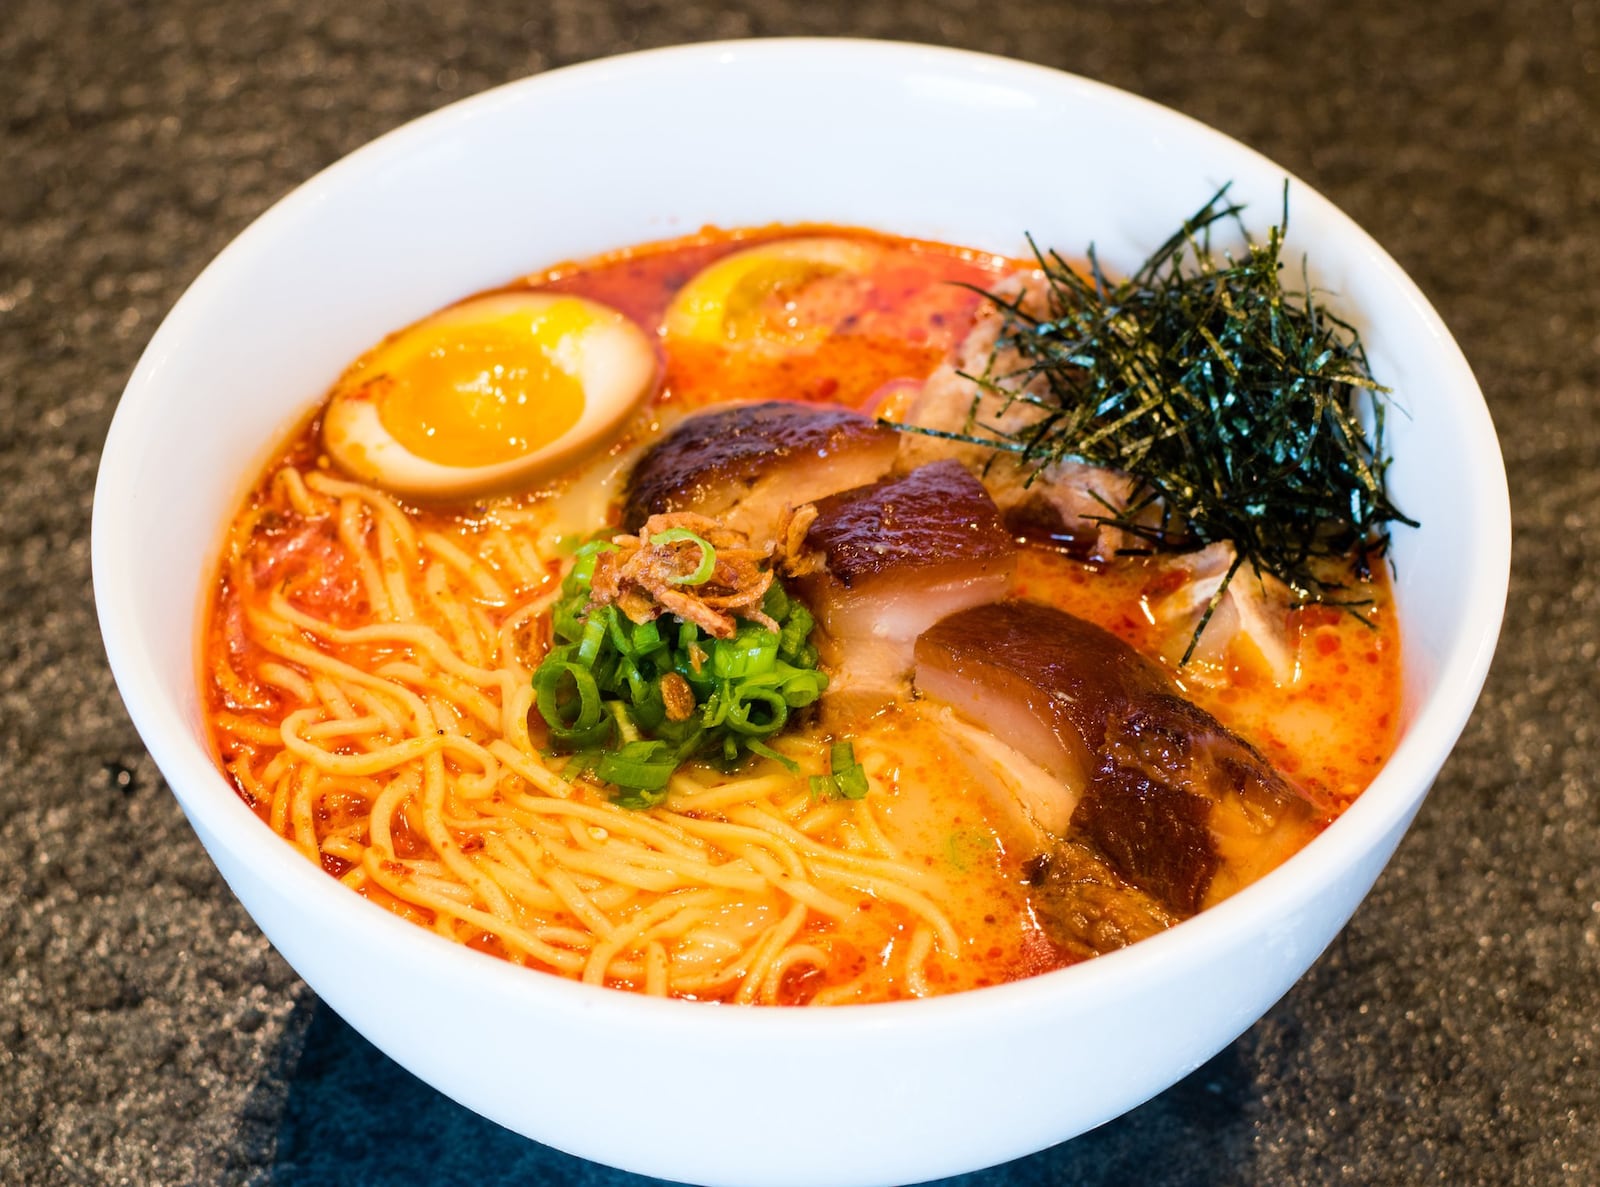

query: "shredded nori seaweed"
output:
897 183 1416 651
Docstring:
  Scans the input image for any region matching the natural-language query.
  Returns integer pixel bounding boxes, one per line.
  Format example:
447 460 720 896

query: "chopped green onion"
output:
608 701 642 745
649 528 717 585
746 739 799 772
762 581 790 622
534 661 612 749
576 609 610 668
712 628 779 680
630 619 663 655
835 763 870 800
810 738 870 801
530 555 828 808
778 604 814 660
596 739 677 788
564 539 618 596
724 687 788 737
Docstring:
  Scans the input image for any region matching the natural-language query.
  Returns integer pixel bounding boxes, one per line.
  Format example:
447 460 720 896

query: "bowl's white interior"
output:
93 40 1508 1187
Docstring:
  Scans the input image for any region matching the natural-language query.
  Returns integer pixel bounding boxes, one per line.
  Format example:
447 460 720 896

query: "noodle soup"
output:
204 226 1402 1005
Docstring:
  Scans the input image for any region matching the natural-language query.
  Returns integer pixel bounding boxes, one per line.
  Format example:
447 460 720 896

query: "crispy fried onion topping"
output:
589 513 777 639
775 502 821 577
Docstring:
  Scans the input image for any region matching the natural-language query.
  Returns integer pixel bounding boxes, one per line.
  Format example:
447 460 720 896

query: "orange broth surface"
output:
205 225 1401 1003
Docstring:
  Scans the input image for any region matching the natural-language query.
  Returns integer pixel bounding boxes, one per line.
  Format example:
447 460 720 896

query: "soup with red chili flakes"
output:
204 220 1403 1004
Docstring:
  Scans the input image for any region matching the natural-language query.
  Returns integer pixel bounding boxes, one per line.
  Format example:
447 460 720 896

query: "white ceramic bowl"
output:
93 39 1509 1187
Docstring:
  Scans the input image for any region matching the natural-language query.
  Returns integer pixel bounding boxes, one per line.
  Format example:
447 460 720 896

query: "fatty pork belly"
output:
913 600 1321 957
896 273 1153 558
791 460 1017 708
622 401 898 540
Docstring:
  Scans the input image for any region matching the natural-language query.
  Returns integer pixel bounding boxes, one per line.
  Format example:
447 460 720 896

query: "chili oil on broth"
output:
205 226 1047 1005
202 223 1401 1005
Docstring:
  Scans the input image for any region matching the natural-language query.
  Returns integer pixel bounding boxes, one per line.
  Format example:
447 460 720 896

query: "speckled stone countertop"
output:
3 1 1596 1184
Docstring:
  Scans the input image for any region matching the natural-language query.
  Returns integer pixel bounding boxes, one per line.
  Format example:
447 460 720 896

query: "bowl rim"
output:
93 36 1512 1039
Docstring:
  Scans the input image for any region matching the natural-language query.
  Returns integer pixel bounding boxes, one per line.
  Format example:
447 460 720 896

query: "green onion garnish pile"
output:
533 539 829 809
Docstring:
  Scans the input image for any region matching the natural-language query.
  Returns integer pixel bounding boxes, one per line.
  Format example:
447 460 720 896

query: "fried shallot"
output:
587 512 777 639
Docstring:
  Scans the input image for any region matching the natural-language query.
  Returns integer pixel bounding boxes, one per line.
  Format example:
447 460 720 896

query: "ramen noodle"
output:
205 225 1403 1004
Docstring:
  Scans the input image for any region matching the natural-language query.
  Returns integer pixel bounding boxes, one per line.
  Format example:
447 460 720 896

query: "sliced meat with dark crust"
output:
793 460 1017 706
913 600 1319 925
622 401 898 539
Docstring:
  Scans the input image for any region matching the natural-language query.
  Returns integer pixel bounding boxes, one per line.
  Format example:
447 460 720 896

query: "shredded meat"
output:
588 512 777 639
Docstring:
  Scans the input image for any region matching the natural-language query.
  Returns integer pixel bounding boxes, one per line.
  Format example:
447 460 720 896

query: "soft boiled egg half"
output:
322 292 659 500
662 236 881 355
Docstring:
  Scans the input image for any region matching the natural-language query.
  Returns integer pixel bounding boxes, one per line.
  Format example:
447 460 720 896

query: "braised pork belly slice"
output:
913 600 1319 934
793 460 1017 709
622 401 898 540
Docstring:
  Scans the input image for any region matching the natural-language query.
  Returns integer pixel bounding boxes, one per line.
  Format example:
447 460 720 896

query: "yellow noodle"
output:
270 465 324 518
417 746 519 922
380 519 418 623
666 770 799 813
212 656 273 713
542 863 617 940
268 591 505 689
582 889 726 986
309 472 420 560
214 712 289 746
470 848 561 918
724 804 946 894
644 941 670 997
479 835 570 912
498 795 707 860
535 842 710 894
735 903 808 1005
310 674 361 724
366 765 423 860
902 926 936 998
300 714 389 741
847 798 903 861
268 767 293 838
421 529 511 602
790 798 848 835
421 561 487 667
257 662 315 703
320 833 367 864
737 845 855 920
673 815 810 880
287 765 320 863
227 755 268 811
334 495 394 621
761 943 831 1004
260 749 294 786
811 864 961 956
810 973 874 1007
486 739 573 799
359 849 585 970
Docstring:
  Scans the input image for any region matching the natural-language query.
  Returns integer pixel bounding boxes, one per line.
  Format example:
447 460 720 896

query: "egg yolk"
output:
718 260 863 347
664 239 880 355
375 303 589 468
